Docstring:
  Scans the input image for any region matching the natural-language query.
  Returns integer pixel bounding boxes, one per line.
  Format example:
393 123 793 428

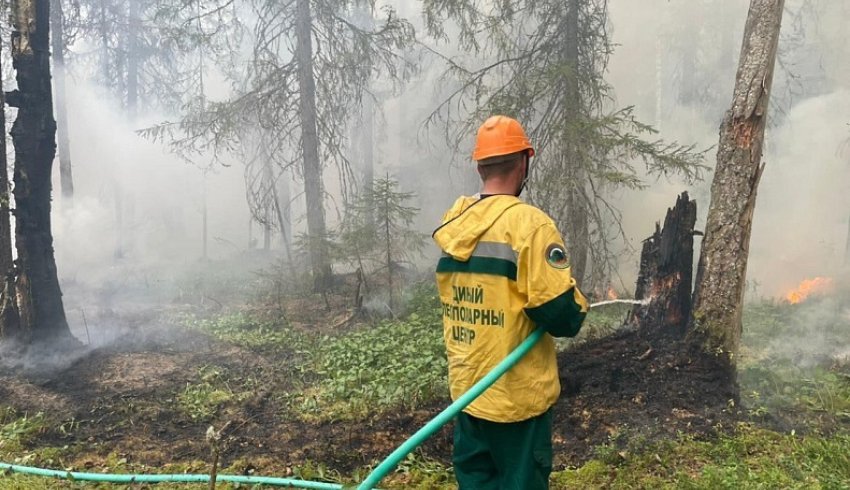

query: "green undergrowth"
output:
300 312 447 421
298 283 446 421
739 297 850 426
184 282 447 421
5 425 847 489
553 424 850 489
0 409 48 453
185 311 316 353
7 292 836 488
177 365 251 421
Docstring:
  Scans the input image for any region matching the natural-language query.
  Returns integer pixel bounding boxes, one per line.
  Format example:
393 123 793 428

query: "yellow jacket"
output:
433 194 588 423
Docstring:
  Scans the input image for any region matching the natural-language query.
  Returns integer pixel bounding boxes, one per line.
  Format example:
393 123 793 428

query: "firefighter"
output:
433 115 588 489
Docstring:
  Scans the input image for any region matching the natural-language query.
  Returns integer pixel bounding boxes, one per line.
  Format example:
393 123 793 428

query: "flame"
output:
607 287 618 300
785 277 834 304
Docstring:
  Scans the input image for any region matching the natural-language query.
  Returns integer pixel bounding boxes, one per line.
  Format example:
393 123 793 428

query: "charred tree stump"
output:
627 192 697 337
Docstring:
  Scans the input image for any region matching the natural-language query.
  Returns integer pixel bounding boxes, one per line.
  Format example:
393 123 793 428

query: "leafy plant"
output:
177 366 240 421
0 411 47 451
301 312 447 421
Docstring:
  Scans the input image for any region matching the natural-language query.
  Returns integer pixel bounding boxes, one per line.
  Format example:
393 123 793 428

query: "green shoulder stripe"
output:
524 288 586 338
436 256 517 281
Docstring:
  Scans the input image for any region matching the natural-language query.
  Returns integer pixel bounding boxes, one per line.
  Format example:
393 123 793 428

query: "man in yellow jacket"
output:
433 115 588 489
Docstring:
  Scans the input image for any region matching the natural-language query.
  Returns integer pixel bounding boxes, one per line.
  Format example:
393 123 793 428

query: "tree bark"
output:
628 192 697 337
0 42 20 341
50 0 73 202
295 0 332 291
690 0 784 362
563 0 589 286
7 0 72 342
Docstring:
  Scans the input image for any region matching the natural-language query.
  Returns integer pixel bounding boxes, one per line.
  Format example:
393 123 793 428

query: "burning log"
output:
627 192 697 337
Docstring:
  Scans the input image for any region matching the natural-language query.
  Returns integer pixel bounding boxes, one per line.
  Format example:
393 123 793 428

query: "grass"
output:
3 290 848 489
300 315 447 421
184 281 447 422
0 409 48 453
9 423 843 490
552 424 850 489
176 365 248 421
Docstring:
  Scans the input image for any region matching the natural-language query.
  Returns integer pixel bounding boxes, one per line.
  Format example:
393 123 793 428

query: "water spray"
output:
590 298 651 309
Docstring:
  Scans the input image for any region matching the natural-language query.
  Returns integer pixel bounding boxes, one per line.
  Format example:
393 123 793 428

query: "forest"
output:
0 0 848 488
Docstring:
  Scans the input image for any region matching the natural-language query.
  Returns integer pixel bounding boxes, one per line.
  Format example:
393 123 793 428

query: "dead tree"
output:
628 192 697 337
5 0 73 343
690 0 784 362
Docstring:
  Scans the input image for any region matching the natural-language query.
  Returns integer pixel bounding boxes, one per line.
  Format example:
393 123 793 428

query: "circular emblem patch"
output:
545 243 570 269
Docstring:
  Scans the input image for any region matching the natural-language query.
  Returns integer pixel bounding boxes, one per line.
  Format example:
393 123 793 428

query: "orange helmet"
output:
472 115 535 163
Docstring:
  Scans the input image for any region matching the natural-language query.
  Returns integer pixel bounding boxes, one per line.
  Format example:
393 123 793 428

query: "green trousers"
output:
453 408 553 490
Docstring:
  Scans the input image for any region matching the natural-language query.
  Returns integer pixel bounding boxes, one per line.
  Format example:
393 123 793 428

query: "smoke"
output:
52 80 251 273
1 0 844 360
604 0 850 297
756 296 850 368
749 91 850 296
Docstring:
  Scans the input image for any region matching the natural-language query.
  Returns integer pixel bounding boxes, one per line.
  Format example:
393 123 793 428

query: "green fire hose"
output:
0 328 545 489
356 327 544 489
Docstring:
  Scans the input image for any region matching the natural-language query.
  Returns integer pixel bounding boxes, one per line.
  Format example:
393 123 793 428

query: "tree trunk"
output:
50 0 73 202
271 173 294 267
202 173 208 259
126 0 140 117
295 0 332 291
356 5 374 193
627 192 697 337
690 0 784 362
6 0 72 342
100 0 109 81
383 175 393 311
113 183 124 258
844 213 850 267
563 0 589 285
262 159 273 251
0 44 20 341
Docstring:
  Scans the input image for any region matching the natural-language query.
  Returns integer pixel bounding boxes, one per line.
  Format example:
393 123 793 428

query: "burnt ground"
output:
1 306 832 479
553 328 739 467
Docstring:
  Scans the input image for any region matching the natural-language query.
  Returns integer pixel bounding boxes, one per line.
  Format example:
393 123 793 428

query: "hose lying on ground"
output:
5 302 639 490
